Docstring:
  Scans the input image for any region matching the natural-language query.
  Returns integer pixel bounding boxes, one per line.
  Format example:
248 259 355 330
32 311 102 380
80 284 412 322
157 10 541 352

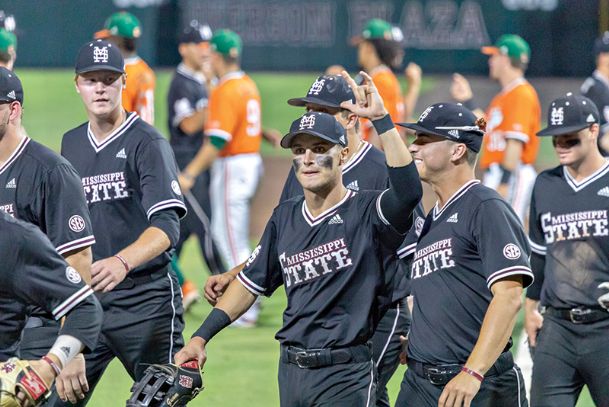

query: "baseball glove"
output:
126 361 203 407
0 358 51 407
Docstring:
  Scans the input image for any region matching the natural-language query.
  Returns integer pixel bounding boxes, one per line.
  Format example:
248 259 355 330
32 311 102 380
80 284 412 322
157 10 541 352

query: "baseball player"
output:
352 18 422 147
46 39 187 406
177 29 267 327
451 34 541 223
581 32 609 155
0 28 16 70
167 21 226 310
526 93 609 406
0 210 103 404
94 11 155 125
395 102 532 407
175 71 422 406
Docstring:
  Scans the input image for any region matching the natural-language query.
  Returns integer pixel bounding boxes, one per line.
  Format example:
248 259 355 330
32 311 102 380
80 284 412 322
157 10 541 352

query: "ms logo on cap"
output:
299 114 316 130
93 46 109 63
550 107 564 125
308 79 326 96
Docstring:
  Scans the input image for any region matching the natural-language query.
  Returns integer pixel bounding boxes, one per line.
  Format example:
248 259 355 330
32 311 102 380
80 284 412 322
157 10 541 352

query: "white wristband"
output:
48 335 83 368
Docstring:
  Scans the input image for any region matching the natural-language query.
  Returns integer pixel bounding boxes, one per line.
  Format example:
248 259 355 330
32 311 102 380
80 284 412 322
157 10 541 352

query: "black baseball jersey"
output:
167 63 208 169
0 211 99 357
237 189 404 349
407 180 533 365
61 113 187 274
581 71 609 154
0 137 95 254
279 141 389 200
528 162 609 309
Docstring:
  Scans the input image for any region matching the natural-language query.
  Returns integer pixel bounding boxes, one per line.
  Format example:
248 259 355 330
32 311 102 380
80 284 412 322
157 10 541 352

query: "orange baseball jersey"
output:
123 57 155 125
206 71 262 157
480 78 541 169
362 66 404 140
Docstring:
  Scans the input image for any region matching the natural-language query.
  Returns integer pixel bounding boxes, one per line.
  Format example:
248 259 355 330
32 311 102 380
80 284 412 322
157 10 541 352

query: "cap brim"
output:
481 46 499 55
537 124 590 137
76 65 125 75
280 130 342 148
94 29 111 39
287 96 341 109
396 122 449 139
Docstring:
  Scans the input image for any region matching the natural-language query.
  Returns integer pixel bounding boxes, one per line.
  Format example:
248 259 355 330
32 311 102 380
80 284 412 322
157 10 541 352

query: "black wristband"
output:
192 308 232 343
499 165 512 184
462 98 477 111
372 114 394 135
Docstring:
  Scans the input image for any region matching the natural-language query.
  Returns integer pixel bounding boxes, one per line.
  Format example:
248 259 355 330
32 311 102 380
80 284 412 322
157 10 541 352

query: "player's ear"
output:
338 146 349 166
450 143 468 164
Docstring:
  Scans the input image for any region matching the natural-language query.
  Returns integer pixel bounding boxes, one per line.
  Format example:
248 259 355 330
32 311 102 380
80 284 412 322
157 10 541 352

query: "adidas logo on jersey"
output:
116 148 127 159
446 212 458 223
328 214 343 225
346 180 360 191
598 186 609 197
5 178 16 189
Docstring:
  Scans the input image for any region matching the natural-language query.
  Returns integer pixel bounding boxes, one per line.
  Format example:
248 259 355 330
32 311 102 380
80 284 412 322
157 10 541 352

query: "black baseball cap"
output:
281 112 347 148
594 32 609 56
287 75 356 109
0 67 23 105
75 39 125 74
179 21 212 44
537 93 599 137
397 102 484 152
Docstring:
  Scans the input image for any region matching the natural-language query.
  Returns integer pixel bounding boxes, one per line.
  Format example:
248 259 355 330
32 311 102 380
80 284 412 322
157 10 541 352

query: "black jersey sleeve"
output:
41 164 96 255
137 138 187 220
168 77 208 130
527 184 546 300
236 213 283 297
471 199 534 290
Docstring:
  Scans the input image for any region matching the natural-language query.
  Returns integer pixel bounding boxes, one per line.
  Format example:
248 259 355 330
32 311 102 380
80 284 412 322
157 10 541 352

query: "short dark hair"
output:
369 39 403 70
509 57 528 72
0 50 11 65
221 53 240 65
465 148 478 166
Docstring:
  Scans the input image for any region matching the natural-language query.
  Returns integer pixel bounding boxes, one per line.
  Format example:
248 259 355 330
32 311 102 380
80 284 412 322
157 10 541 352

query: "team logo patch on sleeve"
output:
171 180 182 196
503 243 521 260
65 266 82 284
68 215 86 232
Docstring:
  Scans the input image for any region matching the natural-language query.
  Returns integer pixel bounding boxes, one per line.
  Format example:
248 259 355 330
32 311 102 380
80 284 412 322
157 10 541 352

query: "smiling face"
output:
290 133 348 194
75 70 124 118
552 125 598 167
409 133 466 183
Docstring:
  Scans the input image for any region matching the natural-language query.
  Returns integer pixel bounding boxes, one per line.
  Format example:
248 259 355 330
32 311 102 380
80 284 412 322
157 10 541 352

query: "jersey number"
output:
246 99 261 137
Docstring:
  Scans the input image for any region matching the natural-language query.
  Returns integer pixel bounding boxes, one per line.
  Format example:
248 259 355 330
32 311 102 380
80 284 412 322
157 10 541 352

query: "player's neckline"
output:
563 159 609 192
87 112 139 153
343 141 370 174
0 136 30 176
301 189 355 227
432 180 480 220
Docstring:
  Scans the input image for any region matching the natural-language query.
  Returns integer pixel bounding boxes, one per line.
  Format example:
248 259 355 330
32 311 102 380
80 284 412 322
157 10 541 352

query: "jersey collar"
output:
302 189 355 227
87 112 139 153
342 141 371 174
177 63 206 85
0 136 30 176
593 70 609 89
218 71 245 86
432 179 480 221
501 77 526 95
563 159 609 192
369 65 391 77
124 56 141 65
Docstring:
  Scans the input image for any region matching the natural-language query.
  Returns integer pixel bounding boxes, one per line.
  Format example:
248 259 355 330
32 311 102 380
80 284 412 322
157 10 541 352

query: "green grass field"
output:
14 69 594 406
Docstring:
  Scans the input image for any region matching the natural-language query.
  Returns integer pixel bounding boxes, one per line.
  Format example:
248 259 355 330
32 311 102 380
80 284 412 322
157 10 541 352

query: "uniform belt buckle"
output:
426 367 455 386
295 351 315 368
569 308 591 324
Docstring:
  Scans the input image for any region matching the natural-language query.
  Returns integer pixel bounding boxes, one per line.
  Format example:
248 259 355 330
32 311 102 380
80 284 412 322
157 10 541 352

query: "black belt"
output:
280 343 371 369
407 351 514 386
544 306 609 324
114 268 168 290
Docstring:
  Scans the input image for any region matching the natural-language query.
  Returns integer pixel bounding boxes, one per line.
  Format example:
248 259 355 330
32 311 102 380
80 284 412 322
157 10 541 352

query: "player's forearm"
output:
501 139 523 172
216 279 258 321
376 119 413 167
183 143 220 178
465 278 523 374
117 227 171 271
63 247 92 284
179 109 207 135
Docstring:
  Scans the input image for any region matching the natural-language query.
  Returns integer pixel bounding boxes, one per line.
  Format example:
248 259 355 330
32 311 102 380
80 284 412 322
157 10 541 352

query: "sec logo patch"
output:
68 215 86 232
66 266 82 284
503 244 521 260
171 180 182 196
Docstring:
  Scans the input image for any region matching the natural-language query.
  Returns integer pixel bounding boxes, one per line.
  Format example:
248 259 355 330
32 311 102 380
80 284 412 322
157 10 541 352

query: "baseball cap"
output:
75 39 125 74
397 103 484 152
537 93 599 137
94 11 141 40
210 29 241 58
179 21 212 44
0 28 15 52
481 34 530 64
287 75 356 109
351 18 403 44
0 67 23 104
594 32 609 56
281 112 347 148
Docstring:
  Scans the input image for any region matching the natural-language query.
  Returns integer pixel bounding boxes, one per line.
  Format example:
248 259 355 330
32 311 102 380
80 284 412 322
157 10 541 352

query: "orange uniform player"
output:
95 11 155 124
361 66 404 141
